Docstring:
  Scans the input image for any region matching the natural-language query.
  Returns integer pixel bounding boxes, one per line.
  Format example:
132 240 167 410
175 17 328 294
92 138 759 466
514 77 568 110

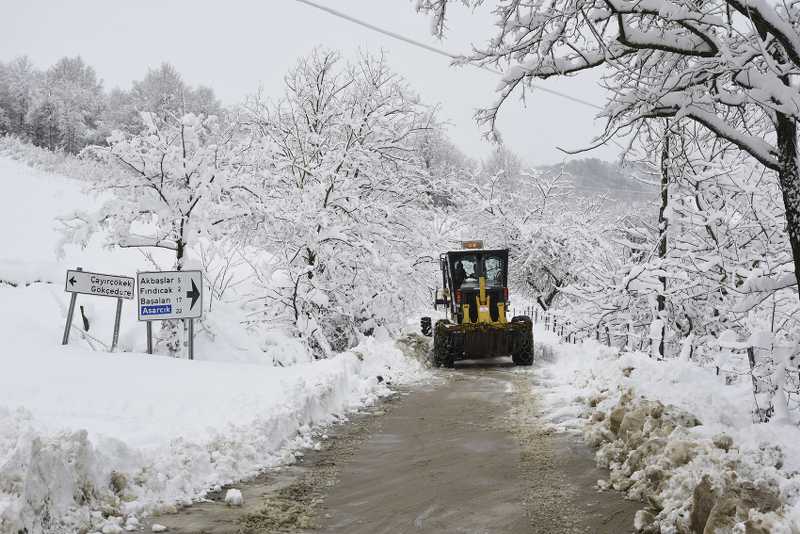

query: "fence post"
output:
625 323 630 351
746 346 767 422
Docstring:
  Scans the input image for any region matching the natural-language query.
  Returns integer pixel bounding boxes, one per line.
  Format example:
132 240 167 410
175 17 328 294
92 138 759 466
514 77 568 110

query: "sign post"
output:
188 318 195 360
111 297 123 352
137 270 203 358
63 268 135 349
62 267 82 345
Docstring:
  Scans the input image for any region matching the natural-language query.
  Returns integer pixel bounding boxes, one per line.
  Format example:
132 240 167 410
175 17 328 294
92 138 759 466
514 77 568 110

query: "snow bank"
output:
536 335 800 533
0 282 429 532
0 145 430 533
0 307 427 533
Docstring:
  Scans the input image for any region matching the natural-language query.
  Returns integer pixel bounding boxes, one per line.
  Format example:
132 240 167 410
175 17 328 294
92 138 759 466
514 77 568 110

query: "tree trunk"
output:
176 216 186 271
175 230 186 358
176 239 185 271
776 111 800 302
656 131 669 359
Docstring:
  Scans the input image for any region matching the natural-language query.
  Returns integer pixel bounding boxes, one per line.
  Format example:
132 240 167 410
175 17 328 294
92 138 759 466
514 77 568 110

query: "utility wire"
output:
294 0 633 163
294 0 604 111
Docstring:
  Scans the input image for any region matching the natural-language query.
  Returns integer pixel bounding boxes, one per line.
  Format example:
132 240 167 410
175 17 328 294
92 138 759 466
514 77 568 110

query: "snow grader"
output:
420 241 533 368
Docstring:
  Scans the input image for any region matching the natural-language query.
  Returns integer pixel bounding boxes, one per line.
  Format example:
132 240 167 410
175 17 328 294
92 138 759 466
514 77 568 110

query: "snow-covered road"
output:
140 362 640 534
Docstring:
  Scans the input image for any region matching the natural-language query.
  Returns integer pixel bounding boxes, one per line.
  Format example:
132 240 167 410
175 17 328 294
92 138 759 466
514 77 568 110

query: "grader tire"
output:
433 320 456 368
511 316 534 366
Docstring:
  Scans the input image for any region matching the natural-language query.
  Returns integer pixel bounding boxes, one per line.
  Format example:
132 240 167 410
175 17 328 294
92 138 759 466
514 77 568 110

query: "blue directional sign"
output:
136 271 202 321
141 305 172 316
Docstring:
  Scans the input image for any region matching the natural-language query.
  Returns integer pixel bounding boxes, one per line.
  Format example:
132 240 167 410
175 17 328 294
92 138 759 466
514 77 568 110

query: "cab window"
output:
484 255 505 287
452 254 478 289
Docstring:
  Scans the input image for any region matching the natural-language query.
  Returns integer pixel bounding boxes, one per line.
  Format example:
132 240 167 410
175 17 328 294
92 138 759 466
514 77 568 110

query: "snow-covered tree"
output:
71 113 251 267
25 56 105 153
470 164 611 312
59 111 254 353
104 63 223 134
481 146 523 185
0 56 39 138
240 49 440 352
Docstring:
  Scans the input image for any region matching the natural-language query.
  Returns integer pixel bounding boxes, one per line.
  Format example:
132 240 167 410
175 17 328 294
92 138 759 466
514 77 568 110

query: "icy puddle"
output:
145 363 640 533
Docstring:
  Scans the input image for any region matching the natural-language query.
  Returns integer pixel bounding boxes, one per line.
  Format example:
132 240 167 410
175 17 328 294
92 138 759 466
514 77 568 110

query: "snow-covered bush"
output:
0 135 111 184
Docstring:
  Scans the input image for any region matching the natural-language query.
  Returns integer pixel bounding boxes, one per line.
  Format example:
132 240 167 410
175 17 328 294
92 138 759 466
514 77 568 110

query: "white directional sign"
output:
65 269 134 299
137 270 203 321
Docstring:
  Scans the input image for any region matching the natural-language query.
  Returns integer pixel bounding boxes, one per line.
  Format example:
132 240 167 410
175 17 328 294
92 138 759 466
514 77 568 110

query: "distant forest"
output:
0 56 221 154
0 54 655 203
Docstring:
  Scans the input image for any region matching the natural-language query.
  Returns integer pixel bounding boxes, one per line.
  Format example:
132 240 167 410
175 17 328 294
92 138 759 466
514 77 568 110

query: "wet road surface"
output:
146 359 639 533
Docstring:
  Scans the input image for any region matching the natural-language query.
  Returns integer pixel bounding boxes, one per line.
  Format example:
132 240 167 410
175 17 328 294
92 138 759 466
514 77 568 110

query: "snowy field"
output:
0 153 429 533
537 332 800 533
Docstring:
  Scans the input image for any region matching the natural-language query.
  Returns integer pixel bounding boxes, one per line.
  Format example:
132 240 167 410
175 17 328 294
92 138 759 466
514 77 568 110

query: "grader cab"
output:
420 241 533 368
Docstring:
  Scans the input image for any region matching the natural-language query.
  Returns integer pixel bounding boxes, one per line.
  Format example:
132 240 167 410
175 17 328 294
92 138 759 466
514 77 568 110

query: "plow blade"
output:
449 321 531 360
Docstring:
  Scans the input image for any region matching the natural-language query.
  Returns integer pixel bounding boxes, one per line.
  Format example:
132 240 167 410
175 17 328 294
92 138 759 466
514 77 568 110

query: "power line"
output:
294 0 604 111
294 0 631 163
297 0 455 62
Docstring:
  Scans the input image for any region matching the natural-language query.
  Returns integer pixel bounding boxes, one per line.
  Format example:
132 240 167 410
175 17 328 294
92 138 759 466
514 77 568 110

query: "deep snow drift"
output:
537 332 800 533
0 150 429 533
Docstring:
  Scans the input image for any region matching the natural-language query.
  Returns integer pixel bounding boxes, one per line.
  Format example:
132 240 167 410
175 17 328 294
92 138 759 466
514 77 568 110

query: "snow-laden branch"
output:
642 101 780 170
117 235 178 251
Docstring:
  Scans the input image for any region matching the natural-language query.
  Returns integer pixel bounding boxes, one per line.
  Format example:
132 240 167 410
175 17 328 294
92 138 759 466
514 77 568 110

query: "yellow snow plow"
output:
420 241 533 368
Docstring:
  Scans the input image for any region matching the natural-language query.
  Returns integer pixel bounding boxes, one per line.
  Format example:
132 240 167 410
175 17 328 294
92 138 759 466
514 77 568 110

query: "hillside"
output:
537 158 658 202
0 148 427 534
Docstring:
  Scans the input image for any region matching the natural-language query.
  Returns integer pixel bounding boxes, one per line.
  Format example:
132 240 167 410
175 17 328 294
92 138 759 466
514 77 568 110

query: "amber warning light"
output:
461 240 484 249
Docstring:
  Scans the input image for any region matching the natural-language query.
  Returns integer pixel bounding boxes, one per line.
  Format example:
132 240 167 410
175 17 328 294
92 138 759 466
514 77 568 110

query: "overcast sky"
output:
1 0 617 166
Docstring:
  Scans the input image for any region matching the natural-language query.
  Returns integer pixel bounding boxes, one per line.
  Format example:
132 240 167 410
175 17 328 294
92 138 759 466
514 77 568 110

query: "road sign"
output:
137 270 203 321
62 267 133 351
65 269 135 299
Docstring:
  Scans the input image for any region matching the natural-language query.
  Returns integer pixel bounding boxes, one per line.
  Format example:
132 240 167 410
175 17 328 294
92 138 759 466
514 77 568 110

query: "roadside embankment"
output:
536 333 800 533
